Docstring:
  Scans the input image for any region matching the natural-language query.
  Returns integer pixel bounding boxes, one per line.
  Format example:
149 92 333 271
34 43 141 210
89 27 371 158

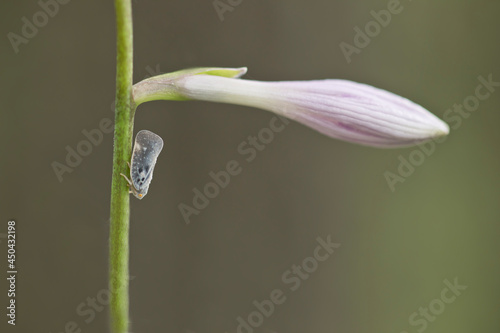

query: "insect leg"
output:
120 173 133 185
119 173 134 194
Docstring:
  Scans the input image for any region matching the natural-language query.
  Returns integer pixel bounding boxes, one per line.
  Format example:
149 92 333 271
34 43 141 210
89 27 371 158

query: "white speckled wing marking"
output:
127 130 164 199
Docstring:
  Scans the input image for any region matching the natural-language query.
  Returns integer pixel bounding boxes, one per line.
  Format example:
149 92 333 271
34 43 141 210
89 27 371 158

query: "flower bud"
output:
174 74 449 148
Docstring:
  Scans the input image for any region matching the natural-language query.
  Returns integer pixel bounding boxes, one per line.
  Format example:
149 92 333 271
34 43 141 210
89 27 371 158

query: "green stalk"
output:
109 0 134 332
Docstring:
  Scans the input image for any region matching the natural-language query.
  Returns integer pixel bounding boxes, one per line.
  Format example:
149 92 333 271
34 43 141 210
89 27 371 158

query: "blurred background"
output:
1 0 499 332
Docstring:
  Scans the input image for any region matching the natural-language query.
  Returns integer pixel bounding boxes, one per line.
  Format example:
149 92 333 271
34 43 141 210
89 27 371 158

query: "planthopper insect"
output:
120 130 164 199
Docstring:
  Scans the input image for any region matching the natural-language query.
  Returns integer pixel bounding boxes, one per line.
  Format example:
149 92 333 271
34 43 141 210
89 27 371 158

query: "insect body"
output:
120 130 164 199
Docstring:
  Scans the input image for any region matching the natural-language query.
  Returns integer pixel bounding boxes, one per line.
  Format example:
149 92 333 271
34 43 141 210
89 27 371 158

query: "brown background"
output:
1 0 499 332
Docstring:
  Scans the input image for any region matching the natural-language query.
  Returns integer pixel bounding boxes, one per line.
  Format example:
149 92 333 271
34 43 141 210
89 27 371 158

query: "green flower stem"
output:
132 67 248 106
109 0 134 332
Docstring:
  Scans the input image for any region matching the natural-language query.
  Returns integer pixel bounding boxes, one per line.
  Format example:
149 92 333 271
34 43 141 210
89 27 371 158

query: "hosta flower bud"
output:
134 68 449 147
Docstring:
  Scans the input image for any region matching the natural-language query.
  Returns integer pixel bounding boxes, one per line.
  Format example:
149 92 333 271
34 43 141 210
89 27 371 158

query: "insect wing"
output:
130 130 164 194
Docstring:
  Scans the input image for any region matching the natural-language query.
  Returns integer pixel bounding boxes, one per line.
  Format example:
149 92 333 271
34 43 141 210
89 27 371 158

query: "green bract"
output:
133 67 247 105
